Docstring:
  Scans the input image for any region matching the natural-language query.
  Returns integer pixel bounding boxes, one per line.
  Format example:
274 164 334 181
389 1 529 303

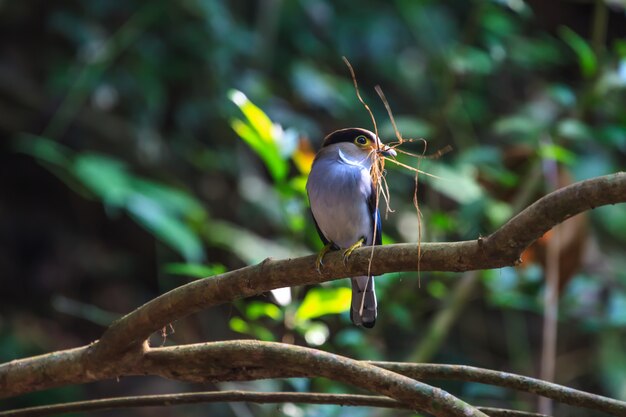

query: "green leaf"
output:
246 301 283 321
163 263 225 278
14 134 71 167
228 90 273 142
418 161 484 204
229 316 275 341
556 119 591 141
73 153 133 206
379 117 433 140
132 179 206 220
430 211 457 233
229 90 288 182
127 194 205 262
427 280 448 299
486 200 513 227
295 287 352 322
493 115 544 140
449 46 493 75
559 26 597 78
538 143 577 165
229 317 250 334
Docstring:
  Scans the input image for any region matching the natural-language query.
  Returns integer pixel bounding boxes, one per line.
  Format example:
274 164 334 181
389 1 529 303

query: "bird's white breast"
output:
306 153 374 249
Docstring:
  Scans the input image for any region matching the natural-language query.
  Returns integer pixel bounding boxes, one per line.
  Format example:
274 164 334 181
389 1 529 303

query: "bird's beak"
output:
379 145 397 157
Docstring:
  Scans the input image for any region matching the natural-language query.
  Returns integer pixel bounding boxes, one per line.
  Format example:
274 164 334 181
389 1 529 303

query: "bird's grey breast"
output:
307 156 373 248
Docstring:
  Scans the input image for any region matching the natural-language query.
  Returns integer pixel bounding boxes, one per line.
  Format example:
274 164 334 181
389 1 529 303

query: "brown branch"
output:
0 391 549 417
0 393 546 417
371 362 626 416
90 172 626 360
3 341 626 416
3 342 486 417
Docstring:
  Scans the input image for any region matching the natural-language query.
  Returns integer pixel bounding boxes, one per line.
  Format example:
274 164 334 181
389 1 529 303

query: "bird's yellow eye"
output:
355 135 368 146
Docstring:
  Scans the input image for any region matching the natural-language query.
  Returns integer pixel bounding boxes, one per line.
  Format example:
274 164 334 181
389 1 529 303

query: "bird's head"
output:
320 128 397 164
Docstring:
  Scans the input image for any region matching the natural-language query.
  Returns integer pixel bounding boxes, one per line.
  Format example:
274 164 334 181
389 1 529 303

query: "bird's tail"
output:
350 276 377 328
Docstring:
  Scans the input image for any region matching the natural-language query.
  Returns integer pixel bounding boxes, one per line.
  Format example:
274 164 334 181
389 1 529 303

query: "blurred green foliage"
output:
1 1 626 416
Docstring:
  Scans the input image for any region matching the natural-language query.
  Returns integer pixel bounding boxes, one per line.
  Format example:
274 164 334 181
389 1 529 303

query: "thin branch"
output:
372 362 626 416
0 390 549 417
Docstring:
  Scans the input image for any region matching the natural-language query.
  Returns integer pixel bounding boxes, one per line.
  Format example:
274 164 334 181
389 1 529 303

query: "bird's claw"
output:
315 242 333 274
342 238 364 266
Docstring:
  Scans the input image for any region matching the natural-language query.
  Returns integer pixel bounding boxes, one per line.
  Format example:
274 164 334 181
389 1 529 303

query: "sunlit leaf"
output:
295 287 352 322
228 90 273 143
559 26 597 78
288 176 308 195
229 90 288 182
229 317 250 334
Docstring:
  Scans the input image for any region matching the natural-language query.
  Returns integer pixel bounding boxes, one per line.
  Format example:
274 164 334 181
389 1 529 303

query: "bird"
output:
306 127 396 328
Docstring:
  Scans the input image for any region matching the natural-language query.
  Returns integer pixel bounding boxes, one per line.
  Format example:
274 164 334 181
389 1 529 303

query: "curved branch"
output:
3 340 625 416
147 341 485 417
89 173 626 359
0 391 548 417
141 343 626 416
3 342 485 417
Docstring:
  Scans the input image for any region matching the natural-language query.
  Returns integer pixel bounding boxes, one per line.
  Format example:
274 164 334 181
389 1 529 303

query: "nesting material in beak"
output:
379 146 397 157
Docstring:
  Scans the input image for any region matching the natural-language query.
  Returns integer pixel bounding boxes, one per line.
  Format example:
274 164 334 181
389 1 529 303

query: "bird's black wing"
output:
368 183 383 246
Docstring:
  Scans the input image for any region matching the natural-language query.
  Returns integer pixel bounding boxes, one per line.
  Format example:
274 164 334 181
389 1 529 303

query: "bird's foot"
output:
342 238 365 266
315 242 334 273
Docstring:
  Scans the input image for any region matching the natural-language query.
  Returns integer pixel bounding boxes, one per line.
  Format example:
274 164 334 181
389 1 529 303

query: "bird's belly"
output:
308 167 373 249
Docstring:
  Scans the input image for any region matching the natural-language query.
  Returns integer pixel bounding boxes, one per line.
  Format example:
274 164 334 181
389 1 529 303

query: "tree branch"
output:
3 341 626 416
89 172 626 360
3 342 486 417
0 391 549 417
